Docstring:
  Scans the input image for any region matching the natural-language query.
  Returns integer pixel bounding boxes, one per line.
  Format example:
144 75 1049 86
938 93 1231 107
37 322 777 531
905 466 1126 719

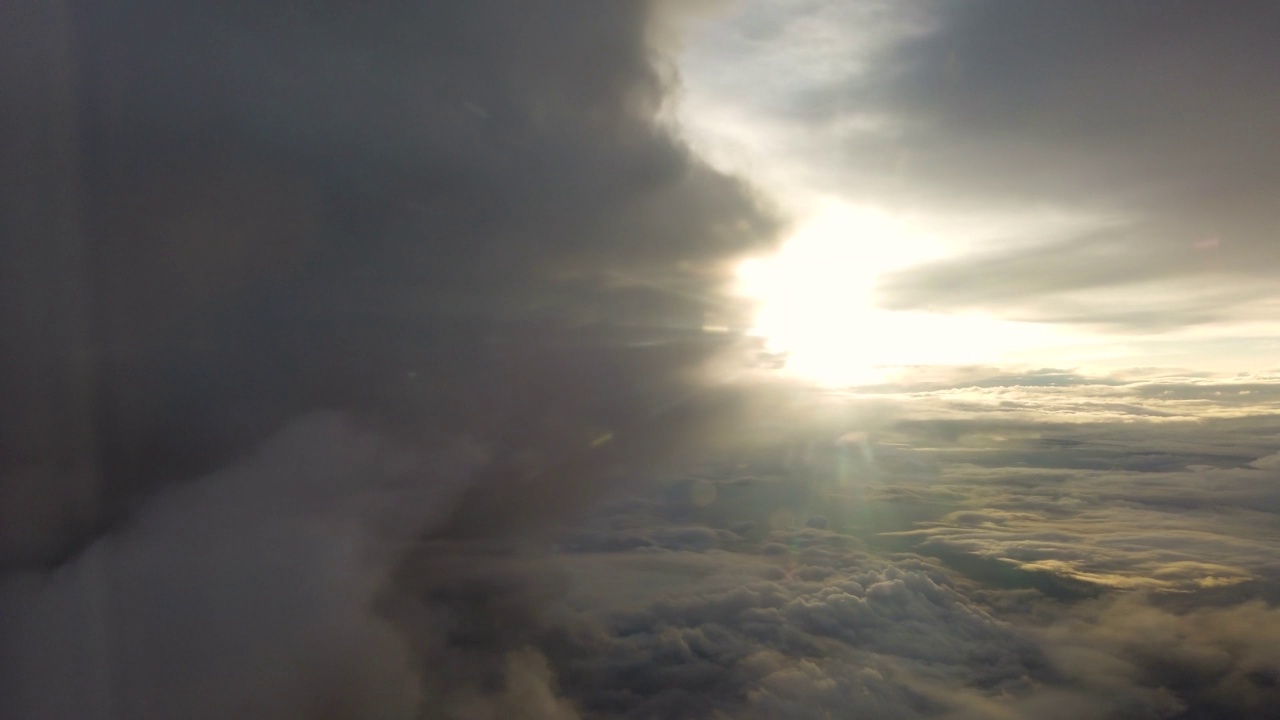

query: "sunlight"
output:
736 203 1062 385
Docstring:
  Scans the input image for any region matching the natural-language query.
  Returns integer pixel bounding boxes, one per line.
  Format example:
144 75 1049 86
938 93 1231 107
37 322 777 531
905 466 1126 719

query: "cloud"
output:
5 365 1248 719
451 649 581 720
861 1 1280 323
5 0 782 569
542 540 1043 719
435 436 1280 719
11 4 1280 719
684 0 1280 332
4 1 788 717
2 414 485 719
888 448 1280 593
1038 595 1280 720
80 0 778 314
179 366 1279 720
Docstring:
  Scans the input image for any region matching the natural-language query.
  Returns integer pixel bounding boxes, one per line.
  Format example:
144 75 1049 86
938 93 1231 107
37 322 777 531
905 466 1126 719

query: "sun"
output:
734 203 1059 385
734 204 925 385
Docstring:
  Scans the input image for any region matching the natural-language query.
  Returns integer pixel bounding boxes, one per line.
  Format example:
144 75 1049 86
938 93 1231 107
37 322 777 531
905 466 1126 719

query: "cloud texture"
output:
3 0 778 567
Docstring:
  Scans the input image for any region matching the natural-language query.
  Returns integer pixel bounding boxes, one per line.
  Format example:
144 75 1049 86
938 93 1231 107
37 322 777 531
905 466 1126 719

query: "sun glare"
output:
736 203 1060 385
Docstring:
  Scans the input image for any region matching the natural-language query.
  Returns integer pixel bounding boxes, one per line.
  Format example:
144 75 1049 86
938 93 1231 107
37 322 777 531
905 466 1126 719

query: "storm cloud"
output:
396 361 1280 719
3 1 780 717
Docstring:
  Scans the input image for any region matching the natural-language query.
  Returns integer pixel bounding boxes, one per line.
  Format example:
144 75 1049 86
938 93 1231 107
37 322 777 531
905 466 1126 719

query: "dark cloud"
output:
822 373 1280 599
3 1 784 717
861 1 1280 321
3 0 780 568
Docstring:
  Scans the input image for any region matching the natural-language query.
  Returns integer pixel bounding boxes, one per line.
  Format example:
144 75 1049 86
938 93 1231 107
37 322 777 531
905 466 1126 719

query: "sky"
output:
678 0 1280 380
3 1 1280 719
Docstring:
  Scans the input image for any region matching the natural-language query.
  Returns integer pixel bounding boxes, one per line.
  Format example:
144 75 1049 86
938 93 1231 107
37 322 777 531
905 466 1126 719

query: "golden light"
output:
735 203 1062 385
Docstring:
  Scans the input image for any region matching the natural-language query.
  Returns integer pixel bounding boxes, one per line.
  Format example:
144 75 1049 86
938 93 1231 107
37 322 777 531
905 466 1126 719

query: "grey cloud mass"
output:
3 0 778 567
